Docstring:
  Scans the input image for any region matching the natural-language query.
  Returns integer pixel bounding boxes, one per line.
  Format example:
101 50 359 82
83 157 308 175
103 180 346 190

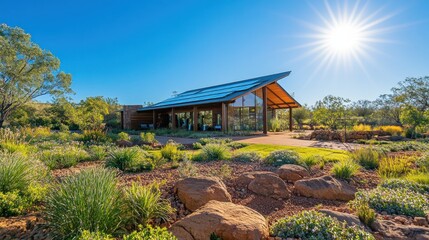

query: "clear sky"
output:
2 0 429 106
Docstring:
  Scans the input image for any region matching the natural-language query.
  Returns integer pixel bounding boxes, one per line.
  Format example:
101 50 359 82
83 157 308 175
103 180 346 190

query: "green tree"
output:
292 105 311 129
373 94 402 125
351 100 375 125
0 24 72 127
393 76 429 111
77 97 110 131
313 95 350 130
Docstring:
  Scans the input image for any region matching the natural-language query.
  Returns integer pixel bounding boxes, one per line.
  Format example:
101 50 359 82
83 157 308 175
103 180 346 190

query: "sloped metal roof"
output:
139 71 300 111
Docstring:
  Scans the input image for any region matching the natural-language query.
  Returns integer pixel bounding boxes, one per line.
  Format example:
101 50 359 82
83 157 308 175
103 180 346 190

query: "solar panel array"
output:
141 71 290 110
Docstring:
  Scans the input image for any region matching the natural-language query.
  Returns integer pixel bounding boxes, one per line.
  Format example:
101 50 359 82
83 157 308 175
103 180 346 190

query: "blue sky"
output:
2 0 429 106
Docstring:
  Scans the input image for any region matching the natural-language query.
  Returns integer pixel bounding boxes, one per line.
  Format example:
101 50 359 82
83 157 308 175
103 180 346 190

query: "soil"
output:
0 156 385 239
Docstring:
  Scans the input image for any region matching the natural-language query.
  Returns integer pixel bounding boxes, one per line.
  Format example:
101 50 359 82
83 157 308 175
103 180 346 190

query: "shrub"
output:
351 147 380 170
160 143 181 161
405 172 429 185
201 144 231 161
106 147 154 172
416 153 429 172
265 150 300 167
380 178 429 194
88 145 108 161
270 210 374 240
226 142 249 150
82 130 110 143
198 137 232 145
78 230 114 240
124 182 173 228
298 155 323 169
0 128 27 144
378 156 412 178
45 168 124 239
178 159 199 178
192 142 203 149
353 124 372 131
331 159 360 180
39 145 90 169
140 132 156 144
232 151 263 163
0 142 30 155
269 118 281 132
123 225 177 240
118 132 131 141
217 164 232 179
350 201 376 227
0 191 28 217
351 187 429 217
374 125 403 136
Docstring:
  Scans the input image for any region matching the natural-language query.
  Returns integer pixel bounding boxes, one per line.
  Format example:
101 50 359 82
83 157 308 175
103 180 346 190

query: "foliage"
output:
140 132 156 144
198 137 232 145
78 230 114 240
106 147 154 172
82 130 110 143
331 159 360 180
416 152 429 172
124 182 173 228
380 178 429 195
160 142 182 161
0 24 72 127
265 150 300 167
192 142 203 149
118 132 131 141
178 159 199 178
373 125 403 136
122 225 177 240
0 191 28 217
298 155 323 169
270 210 374 240
351 147 381 170
39 145 90 169
313 95 351 130
269 118 281 132
216 164 232 179
405 172 429 185
200 144 231 161
351 187 428 217
353 124 371 131
45 168 124 239
88 145 108 161
232 151 263 163
356 203 376 227
378 156 412 178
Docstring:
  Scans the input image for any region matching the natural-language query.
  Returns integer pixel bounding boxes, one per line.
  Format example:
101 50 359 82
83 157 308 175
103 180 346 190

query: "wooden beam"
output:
289 107 293 132
272 109 276 119
193 106 198 131
262 86 268 134
221 102 227 132
171 108 176 129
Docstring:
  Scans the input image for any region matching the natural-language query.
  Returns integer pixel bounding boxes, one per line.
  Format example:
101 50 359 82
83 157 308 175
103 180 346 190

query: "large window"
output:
228 91 264 131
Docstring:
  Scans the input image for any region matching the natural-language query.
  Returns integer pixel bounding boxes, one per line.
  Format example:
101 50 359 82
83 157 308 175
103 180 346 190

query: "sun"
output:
294 1 395 73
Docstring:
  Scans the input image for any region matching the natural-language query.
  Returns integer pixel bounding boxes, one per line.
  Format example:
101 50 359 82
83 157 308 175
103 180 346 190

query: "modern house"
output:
121 71 300 134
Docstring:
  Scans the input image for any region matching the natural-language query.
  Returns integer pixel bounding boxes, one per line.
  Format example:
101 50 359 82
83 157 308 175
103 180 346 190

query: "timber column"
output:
262 86 268 134
171 108 176 129
289 107 293 132
221 102 228 132
193 106 198 131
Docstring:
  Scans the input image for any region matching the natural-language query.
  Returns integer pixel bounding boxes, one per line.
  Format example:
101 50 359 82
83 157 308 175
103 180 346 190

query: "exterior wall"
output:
122 105 143 129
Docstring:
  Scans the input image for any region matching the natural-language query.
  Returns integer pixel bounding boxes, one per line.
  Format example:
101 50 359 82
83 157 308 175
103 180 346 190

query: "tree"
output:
393 77 429 111
313 95 350 130
76 97 109 131
372 94 402 126
292 105 310 129
351 100 375 125
0 24 72 127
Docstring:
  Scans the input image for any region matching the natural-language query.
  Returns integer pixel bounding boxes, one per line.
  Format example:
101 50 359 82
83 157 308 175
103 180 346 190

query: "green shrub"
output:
405 172 429 185
265 150 300 167
298 155 323 169
118 132 131 141
232 151 263 163
416 153 429 171
269 118 281 132
124 182 173 228
123 225 177 240
201 144 231 161
226 142 249 150
0 142 30 155
198 137 232 145
357 203 376 227
192 142 203 150
378 156 412 178
78 230 114 240
140 132 156 144
88 145 108 161
45 168 124 239
178 159 199 178
82 130 110 143
106 147 154 172
39 145 90 169
331 159 360 180
351 187 429 217
0 191 28 217
351 147 380 170
217 164 232 179
160 143 181 161
270 210 374 240
379 178 429 194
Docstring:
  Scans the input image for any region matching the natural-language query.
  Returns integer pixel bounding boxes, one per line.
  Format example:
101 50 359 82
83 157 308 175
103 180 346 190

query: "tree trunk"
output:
0 119 4 128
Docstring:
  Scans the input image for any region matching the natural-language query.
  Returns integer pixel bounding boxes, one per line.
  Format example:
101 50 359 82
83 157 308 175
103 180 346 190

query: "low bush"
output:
88 145 108 161
265 150 300 167
39 145 90 169
374 125 403 136
106 147 154 172
177 159 199 178
140 132 156 144
82 130 110 143
192 142 203 149
351 187 429 217
353 124 372 131
198 137 232 145
200 144 231 161
216 164 232 179
0 142 30 155
270 210 374 239
331 159 360 180
118 132 131 141
226 142 248 150
298 155 323 169
416 153 429 172
232 151 263 163
45 168 124 239
123 225 177 240
78 230 114 240
379 178 429 194
351 147 380 170
124 182 173 228
378 156 412 178
160 143 181 161
405 172 429 185
0 191 28 217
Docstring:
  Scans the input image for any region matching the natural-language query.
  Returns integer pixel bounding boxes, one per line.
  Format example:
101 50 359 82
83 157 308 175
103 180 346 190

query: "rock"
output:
394 216 409 225
414 217 428 227
174 176 232 211
278 164 310 182
294 175 356 201
371 219 429 240
319 209 365 228
170 200 269 240
237 171 290 199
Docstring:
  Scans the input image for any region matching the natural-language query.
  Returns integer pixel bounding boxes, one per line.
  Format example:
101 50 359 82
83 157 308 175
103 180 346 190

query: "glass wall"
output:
228 91 265 131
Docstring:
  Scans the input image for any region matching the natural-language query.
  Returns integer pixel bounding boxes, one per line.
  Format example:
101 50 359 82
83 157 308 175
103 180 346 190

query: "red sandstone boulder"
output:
277 164 310 182
237 171 290 199
294 175 356 201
